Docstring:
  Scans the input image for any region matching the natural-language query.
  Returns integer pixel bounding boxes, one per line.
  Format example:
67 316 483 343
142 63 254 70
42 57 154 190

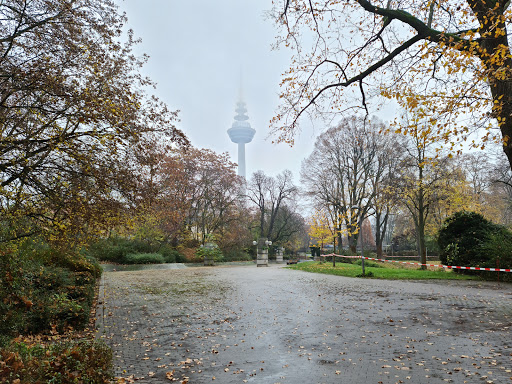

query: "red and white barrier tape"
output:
368 255 438 258
319 254 512 272
320 253 361 259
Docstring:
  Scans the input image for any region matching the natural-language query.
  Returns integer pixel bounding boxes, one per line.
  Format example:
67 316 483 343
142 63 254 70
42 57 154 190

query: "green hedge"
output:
87 237 185 264
221 249 252 262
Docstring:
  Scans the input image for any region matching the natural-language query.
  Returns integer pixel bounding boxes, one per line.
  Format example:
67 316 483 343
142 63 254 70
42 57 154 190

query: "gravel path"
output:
96 264 512 384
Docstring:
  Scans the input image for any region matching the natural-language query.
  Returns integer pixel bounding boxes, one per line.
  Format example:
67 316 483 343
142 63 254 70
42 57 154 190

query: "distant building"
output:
227 100 255 179
358 218 376 248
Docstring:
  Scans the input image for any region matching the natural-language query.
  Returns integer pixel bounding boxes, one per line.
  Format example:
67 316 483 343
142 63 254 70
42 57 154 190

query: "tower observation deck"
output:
227 101 255 178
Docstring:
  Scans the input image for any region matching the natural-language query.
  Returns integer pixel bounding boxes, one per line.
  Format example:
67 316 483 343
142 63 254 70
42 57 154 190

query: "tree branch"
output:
290 34 423 127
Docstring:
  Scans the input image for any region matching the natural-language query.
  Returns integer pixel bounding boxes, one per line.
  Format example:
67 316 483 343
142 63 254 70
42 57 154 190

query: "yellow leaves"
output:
308 209 333 243
408 97 419 109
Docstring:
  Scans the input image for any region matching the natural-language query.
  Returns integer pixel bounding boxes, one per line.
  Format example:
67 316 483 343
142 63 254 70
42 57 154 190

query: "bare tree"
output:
183 149 243 245
301 116 398 253
271 204 308 248
396 120 455 267
370 134 405 257
247 170 299 242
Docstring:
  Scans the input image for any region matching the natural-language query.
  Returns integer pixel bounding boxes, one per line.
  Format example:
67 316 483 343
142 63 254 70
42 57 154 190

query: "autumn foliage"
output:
0 0 188 247
272 0 512 171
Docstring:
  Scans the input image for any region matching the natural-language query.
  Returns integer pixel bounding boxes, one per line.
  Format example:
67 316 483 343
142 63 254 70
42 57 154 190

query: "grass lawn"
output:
287 261 479 280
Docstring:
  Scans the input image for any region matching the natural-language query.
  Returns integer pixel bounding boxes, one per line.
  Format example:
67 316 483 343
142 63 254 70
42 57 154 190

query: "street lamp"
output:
351 205 365 276
255 238 271 267
265 240 272 262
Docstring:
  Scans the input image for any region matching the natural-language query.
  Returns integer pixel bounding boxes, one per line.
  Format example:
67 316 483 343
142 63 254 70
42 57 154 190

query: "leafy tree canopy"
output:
0 0 188 245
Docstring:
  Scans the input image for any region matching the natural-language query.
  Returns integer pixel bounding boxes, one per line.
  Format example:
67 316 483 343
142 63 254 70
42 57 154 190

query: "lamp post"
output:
351 205 365 276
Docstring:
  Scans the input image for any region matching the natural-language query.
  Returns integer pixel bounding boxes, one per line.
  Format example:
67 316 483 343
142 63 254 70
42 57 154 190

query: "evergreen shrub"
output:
438 211 512 279
221 249 252 261
88 237 184 264
158 244 185 263
195 246 224 263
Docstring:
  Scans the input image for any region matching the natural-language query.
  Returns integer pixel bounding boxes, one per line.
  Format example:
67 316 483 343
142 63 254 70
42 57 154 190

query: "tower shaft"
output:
238 142 246 178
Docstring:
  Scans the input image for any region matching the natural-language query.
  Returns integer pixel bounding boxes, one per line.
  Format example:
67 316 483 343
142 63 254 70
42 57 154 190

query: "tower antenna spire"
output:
227 91 255 179
238 69 244 101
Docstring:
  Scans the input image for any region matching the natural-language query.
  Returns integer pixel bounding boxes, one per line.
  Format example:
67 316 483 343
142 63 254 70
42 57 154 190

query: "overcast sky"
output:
115 0 321 181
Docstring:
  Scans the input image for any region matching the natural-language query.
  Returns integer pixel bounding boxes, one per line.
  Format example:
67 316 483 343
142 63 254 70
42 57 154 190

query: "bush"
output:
34 247 101 278
0 252 31 338
124 253 165 264
0 241 112 384
86 239 126 263
26 267 93 334
0 339 113 384
220 249 252 262
86 237 156 263
195 245 223 263
180 247 201 263
0 242 99 337
438 211 512 279
158 244 185 263
87 237 186 264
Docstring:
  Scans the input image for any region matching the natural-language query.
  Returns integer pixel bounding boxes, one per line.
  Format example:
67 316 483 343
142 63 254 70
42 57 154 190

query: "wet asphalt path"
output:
96 264 512 384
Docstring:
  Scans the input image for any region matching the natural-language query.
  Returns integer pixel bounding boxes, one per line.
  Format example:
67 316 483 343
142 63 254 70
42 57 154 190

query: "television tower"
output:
227 100 255 178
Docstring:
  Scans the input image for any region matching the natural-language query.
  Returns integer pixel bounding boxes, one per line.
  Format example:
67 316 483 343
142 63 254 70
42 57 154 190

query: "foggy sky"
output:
115 0 320 181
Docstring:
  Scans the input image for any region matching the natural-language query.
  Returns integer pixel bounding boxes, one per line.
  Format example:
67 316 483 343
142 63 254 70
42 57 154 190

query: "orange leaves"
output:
166 369 189 382
166 370 175 380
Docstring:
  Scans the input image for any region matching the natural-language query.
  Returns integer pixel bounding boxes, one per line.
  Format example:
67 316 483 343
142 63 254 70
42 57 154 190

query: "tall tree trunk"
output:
375 211 383 258
417 191 427 269
376 241 383 258
467 1 512 171
416 165 427 269
349 234 357 253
